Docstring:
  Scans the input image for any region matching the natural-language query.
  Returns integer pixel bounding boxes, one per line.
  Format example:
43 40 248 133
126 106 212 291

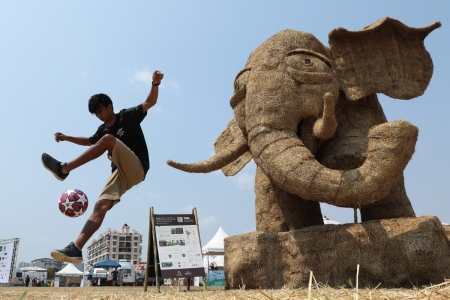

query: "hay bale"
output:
443 224 450 240
225 216 450 289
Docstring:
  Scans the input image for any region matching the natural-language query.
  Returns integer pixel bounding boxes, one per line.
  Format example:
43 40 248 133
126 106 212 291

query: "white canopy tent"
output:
202 227 228 270
55 264 88 287
56 263 87 276
20 267 48 284
202 226 228 255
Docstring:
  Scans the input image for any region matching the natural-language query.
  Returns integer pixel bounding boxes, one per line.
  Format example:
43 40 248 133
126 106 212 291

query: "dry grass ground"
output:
2 283 450 300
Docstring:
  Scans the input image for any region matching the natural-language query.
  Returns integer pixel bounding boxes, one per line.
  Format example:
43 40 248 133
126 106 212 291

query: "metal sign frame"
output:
144 208 204 292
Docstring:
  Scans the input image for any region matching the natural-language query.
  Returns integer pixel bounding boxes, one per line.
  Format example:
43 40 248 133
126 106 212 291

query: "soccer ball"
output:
59 189 89 217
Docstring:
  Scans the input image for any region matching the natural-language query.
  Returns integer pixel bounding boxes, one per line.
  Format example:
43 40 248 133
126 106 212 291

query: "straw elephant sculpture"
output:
168 17 440 232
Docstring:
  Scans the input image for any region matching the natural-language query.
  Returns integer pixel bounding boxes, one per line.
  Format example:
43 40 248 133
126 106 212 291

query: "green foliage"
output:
17 291 27 300
46 267 58 280
347 278 354 288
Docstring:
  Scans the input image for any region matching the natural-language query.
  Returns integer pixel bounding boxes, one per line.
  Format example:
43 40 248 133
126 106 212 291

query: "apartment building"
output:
86 224 142 266
30 258 84 272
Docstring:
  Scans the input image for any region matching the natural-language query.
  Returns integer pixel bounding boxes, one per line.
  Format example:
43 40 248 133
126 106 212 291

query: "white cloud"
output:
151 105 163 114
232 173 254 190
132 67 153 85
129 68 177 90
200 216 216 227
183 205 194 213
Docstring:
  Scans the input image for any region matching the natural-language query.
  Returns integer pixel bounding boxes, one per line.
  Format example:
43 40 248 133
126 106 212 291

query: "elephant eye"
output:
234 81 239 91
304 58 312 65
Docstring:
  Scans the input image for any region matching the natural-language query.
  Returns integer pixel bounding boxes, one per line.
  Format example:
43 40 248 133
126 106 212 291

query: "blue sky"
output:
1 1 449 264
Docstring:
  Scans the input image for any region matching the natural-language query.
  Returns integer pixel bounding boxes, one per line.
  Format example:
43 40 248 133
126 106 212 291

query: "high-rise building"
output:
86 224 143 265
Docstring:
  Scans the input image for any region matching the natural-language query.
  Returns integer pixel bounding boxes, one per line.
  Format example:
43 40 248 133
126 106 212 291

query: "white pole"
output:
355 264 360 300
308 271 313 300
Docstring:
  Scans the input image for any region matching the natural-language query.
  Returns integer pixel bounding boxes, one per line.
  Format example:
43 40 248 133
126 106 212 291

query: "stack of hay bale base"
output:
224 216 450 289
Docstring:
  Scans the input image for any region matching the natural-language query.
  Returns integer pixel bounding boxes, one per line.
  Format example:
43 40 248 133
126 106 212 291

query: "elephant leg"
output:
255 167 323 232
360 173 415 222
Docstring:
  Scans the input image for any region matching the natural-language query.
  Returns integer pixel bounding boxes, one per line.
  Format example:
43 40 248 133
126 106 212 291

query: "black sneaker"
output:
50 242 83 264
41 153 69 181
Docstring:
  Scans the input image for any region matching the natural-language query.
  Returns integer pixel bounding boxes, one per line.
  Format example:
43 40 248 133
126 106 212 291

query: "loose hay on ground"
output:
2 285 450 300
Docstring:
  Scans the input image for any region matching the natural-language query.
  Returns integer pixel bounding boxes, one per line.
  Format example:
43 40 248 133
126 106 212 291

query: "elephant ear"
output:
214 118 251 176
329 17 441 100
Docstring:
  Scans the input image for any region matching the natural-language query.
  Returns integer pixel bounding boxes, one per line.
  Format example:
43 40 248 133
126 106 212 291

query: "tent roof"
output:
202 226 228 254
56 263 87 276
94 258 121 268
203 254 224 268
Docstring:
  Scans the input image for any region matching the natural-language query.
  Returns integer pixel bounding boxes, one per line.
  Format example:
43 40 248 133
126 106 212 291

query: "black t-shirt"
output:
88 104 149 176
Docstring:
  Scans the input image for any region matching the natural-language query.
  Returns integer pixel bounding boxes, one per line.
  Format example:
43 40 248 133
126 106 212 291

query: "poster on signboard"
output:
0 241 14 283
208 270 225 286
154 214 205 278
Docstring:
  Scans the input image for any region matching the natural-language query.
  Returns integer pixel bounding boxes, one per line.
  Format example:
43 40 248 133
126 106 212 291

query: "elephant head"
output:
168 17 440 209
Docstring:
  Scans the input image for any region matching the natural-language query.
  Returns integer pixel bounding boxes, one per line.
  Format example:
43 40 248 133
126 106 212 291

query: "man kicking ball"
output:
41 70 163 264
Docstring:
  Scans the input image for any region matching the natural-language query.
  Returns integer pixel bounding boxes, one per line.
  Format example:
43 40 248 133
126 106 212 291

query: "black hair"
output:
88 93 113 114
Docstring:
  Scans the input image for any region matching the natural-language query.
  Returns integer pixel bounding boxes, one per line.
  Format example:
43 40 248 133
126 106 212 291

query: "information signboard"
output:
0 238 19 284
154 214 204 278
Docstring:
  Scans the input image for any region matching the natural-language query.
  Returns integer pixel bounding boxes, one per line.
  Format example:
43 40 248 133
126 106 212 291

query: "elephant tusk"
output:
313 92 337 139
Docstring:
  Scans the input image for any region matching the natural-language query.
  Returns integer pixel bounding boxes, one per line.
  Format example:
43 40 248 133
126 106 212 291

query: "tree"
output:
46 267 58 280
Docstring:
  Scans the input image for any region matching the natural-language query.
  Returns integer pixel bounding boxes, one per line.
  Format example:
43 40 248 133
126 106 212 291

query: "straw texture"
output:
225 216 450 289
167 17 439 227
167 18 444 289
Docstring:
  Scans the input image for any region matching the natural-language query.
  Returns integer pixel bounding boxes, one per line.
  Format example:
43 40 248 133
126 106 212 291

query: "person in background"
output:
112 268 119 286
88 264 94 286
25 275 30 287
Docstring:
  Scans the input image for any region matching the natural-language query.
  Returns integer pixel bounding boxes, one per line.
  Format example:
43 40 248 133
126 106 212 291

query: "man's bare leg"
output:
74 199 114 249
42 134 116 181
65 134 116 173
50 199 114 263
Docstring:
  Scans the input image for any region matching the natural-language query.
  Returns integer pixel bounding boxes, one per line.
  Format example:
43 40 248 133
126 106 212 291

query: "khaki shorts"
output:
98 139 145 205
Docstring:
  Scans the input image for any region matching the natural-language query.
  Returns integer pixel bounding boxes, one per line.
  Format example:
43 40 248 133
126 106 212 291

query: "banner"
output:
0 242 14 283
154 214 204 278
208 270 225 286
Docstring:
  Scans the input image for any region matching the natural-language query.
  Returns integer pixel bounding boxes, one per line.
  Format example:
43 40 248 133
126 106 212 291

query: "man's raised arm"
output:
142 70 164 112
54 132 91 146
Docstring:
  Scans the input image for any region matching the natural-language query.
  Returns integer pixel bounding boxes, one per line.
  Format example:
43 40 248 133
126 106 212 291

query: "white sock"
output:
73 243 81 251
61 163 68 174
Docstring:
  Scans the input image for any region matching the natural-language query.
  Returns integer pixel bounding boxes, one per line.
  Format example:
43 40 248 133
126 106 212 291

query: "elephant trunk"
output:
248 120 417 207
167 126 249 173
245 69 417 208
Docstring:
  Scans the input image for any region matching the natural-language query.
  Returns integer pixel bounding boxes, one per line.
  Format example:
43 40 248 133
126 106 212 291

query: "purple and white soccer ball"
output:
59 189 89 217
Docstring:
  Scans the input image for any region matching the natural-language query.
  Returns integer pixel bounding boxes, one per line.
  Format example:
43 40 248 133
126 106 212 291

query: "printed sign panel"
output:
154 214 204 278
0 242 14 283
208 270 225 286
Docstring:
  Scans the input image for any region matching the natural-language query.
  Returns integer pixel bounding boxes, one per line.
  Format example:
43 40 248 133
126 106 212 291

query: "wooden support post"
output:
193 208 207 291
144 207 152 292
151 208 161 293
